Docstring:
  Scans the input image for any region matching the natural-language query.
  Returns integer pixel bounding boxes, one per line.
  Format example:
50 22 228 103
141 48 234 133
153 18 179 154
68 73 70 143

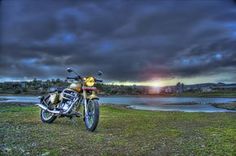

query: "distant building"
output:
160 86 175 94
201 86 212 92
20 82 27 88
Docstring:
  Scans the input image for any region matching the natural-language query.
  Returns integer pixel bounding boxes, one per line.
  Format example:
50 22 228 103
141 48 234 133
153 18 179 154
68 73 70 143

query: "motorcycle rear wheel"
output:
84 100 99 132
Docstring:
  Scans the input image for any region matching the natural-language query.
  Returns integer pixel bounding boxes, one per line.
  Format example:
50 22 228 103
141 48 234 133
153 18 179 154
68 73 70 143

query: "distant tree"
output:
33 78 37 82
181 83 184 92
176 82 184 94
22 88 27 92
14 89 22 94
56 78 60 83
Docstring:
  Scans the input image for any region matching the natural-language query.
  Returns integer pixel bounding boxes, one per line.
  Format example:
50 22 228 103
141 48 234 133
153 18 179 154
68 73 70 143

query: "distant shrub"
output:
14 89 22 94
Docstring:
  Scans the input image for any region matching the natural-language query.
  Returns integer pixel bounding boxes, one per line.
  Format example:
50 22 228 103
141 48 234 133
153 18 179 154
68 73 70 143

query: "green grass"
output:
0 104 236 156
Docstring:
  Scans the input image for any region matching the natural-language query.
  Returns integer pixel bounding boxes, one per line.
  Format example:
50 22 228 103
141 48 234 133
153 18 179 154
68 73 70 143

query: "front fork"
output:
83 88 98 119
83 89 88 118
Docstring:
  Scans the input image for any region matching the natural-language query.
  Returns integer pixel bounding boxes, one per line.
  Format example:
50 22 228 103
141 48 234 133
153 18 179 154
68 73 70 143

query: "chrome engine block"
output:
58 89 78 112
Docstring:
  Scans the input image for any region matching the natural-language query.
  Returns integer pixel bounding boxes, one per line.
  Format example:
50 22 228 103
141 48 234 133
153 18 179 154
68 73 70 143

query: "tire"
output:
84 100 99 132
40 94 57 123
40 109 57 123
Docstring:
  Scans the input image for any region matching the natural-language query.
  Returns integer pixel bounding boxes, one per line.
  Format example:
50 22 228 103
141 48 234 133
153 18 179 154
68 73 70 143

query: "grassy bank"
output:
0 104 235 156
171 91 236 98
211 102 236 111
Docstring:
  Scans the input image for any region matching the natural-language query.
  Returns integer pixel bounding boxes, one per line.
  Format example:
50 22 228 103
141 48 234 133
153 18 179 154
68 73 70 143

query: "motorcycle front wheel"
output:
40 109 57 123
40 95 57 123
84 99 99 132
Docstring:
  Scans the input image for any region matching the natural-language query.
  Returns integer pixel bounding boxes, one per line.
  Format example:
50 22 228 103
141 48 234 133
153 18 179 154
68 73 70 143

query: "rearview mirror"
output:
66 68 73 73
97 71 103 76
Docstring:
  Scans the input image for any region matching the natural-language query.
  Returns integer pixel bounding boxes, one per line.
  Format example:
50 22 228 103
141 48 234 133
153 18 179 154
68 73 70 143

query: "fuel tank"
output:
69 83 82 93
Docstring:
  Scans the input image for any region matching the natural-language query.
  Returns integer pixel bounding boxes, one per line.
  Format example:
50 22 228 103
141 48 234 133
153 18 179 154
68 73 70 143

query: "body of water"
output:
1 95 236 112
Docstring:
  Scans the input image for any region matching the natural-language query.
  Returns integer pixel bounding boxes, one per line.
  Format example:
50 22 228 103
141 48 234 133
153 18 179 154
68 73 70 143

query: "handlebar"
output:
95 79 103 83
66 68 103 83
66 76 79 80
67 77 102 82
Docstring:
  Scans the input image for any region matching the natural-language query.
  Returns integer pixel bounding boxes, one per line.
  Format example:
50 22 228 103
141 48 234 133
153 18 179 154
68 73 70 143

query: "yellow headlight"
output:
85 77 95 87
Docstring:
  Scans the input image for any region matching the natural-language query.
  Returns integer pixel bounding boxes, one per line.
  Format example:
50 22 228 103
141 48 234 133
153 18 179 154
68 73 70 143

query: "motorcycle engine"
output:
59 100 73 111
58 89 78 112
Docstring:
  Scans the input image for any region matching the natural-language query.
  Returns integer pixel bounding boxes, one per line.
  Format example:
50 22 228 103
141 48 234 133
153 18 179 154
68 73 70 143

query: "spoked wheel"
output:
84 100 99 132
40 109 57 123
40 95 57 123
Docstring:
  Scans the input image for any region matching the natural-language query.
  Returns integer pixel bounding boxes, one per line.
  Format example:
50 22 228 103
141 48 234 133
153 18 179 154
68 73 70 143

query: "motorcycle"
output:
36 68 103 132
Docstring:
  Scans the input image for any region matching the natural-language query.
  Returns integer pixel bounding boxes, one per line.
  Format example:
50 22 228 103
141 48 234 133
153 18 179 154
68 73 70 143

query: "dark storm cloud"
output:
1 0 236 82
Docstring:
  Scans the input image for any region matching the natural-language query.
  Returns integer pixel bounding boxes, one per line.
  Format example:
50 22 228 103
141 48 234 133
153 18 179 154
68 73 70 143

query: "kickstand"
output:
70 117 79 126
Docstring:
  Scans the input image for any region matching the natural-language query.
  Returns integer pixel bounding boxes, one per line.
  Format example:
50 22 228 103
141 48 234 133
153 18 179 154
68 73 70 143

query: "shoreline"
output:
210 102 236 111
1 101 236 112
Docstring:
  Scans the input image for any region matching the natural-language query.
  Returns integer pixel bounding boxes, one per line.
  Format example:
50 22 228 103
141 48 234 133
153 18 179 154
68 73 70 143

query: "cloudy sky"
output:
1 0 236 86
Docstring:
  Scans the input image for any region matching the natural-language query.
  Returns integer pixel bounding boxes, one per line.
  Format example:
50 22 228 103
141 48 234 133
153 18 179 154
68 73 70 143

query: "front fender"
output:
86 94 99 100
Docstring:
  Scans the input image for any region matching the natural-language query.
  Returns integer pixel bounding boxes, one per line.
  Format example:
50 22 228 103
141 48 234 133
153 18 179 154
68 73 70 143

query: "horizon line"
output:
0 78 235 88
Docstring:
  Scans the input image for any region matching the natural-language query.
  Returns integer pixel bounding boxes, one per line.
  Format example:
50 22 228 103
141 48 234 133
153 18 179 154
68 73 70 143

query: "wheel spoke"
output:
84 100 99 131
42 110 54 120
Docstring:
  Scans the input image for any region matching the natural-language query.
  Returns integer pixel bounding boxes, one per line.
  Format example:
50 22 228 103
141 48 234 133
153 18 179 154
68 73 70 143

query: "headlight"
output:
85 77 95 87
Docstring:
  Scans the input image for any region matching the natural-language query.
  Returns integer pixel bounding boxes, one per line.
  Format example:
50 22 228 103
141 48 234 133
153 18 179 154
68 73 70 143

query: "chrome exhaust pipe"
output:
35 104 60 114
35 97 78 115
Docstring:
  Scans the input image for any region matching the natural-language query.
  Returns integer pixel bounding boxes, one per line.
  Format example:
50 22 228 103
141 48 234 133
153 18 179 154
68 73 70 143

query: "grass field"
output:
0 103 235 156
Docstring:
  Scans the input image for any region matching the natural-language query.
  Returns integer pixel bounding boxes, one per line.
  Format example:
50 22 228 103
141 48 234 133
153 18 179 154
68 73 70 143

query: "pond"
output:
1 95 236 112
